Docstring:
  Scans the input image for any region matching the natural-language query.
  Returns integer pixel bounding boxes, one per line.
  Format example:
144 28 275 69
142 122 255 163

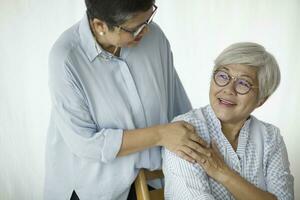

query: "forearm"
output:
117 125 161 157
221 170 277 200
117 121 209 163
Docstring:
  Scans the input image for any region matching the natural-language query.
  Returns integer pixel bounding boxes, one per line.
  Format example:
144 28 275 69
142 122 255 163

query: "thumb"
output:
212 140 220 155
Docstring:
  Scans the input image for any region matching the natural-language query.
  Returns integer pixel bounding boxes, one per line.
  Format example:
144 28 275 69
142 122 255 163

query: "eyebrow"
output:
123 7 154 30
219 66 255 80
124 17 150 31
127 22 145 31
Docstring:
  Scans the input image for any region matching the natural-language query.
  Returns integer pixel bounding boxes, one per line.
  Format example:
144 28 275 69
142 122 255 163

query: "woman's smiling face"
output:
209 64 262 124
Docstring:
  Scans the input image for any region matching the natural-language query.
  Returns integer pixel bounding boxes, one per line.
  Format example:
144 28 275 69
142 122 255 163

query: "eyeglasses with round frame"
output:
213 69 259 95
115 4 158 38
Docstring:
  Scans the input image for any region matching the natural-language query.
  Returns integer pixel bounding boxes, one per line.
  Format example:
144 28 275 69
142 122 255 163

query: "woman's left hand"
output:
196 141 233 184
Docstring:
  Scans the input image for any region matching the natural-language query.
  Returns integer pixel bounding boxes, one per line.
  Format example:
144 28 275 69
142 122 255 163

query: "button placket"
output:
118 60 147 128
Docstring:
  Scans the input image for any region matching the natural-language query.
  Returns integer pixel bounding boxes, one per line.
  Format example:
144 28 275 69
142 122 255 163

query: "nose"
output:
136 26 149 38
222 80 237 95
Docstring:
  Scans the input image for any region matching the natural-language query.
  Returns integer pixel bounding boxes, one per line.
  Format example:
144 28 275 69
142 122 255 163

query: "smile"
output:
218 98 236 106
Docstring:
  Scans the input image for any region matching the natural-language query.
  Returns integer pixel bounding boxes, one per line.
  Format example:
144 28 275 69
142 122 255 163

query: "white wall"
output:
0 0 85 199
156 0 300 199
0 0 299 199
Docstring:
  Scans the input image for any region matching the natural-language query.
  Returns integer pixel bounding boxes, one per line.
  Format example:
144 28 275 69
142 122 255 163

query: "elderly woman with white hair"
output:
163 42 294 200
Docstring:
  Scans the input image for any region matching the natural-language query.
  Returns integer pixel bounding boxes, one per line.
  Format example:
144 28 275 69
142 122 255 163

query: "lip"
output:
134 36 142 42
218 98 237 106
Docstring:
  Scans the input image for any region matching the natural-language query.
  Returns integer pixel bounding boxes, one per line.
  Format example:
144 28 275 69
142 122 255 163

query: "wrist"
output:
219 167 235 185
155 124 164 146
147 124 163 146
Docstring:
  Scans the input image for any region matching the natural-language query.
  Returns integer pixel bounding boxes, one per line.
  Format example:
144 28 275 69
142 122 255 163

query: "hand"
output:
196 140 232 184
157 121 211 163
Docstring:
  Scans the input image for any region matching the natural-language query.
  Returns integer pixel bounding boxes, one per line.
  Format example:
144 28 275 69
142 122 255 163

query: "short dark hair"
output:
85 0 155 30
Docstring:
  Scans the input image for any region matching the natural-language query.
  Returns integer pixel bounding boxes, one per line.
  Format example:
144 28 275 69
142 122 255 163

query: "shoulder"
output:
143 22 170 49
49 22 81 72
172 107 210 141
172 108 204 123
250 116 283 145
148 22 167 40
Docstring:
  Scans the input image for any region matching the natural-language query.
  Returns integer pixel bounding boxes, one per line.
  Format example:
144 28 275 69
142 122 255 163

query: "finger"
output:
211 140 224 161
195 151 216 169
182 122 195 132
179 145 198 161
176 150 196 163
211 141 226 167
179 145 211 165
211 140 216 149
189 134 209 148
206 153 218 168
200 157 211 168
186 140 211 157
180 145 211 166
197 157 207 168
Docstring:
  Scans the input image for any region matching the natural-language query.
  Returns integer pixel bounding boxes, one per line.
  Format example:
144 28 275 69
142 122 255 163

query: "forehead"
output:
218 64 257 79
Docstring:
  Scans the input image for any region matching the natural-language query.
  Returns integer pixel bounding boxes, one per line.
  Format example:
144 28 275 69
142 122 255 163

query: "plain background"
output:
0 0 299 199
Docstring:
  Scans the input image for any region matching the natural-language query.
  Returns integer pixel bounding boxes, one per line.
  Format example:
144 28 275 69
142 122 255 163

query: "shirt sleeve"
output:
163 37 192 121
48 52 123 163
163 113 214 199
163 149 215 200
265 126 294 200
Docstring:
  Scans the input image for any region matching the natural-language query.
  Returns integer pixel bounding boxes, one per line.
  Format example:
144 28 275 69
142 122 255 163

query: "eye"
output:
237 79 251 88
217 71 230 80
214 70 230 86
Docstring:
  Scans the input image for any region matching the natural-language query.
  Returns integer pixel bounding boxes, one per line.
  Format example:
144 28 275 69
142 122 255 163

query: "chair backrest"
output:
134 169 164 200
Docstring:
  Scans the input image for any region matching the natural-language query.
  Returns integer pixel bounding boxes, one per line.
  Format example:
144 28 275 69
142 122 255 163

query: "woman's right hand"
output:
157 121 211 163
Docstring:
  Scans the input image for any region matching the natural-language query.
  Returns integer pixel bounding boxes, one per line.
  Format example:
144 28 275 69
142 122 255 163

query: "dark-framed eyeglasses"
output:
213 70 258 95
116 4 158 38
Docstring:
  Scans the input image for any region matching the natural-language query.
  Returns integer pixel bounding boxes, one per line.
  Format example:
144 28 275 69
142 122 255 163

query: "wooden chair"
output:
135 169 164 200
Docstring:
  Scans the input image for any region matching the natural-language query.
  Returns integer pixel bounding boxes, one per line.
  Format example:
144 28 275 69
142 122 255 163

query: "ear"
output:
256 96 268 108
92 18 109 35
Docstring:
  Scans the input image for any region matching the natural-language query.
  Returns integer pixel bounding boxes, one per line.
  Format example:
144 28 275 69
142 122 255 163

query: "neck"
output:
221 120 245 143
89 21 120 56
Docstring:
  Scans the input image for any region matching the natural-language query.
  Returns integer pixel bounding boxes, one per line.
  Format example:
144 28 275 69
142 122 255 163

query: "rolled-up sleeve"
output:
49 53 123 163
265 127 294 200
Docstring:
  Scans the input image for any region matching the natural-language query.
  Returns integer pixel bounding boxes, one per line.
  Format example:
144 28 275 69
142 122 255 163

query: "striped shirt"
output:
163 105 294 200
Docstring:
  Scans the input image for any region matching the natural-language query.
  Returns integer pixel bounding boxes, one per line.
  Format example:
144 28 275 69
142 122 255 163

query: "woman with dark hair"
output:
45 0 209 199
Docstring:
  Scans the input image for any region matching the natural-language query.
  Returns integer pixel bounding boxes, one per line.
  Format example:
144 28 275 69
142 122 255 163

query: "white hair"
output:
213 42 281 100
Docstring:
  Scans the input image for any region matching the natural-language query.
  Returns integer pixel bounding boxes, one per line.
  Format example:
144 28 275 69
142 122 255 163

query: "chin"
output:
212 105 235 122
126 42 138 48
215 112 233 122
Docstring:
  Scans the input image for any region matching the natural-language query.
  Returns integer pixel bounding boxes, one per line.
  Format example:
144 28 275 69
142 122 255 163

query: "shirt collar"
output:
204 105 222 130
204 105 252 155
79 12 108 62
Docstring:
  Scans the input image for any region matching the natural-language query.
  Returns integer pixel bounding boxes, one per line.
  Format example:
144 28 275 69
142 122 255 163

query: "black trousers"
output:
70 184 137 200
70 191 80 200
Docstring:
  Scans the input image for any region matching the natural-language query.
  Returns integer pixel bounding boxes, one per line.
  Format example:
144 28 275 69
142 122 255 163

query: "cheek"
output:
239 95 259 112
209 87 218 106
209 84 214 102
209 83 221 99
107 33 131 46
119 36 137 47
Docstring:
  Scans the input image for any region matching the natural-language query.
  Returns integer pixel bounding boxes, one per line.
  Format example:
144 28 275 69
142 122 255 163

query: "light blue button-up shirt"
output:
163 105 294 200
45 14 191 200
